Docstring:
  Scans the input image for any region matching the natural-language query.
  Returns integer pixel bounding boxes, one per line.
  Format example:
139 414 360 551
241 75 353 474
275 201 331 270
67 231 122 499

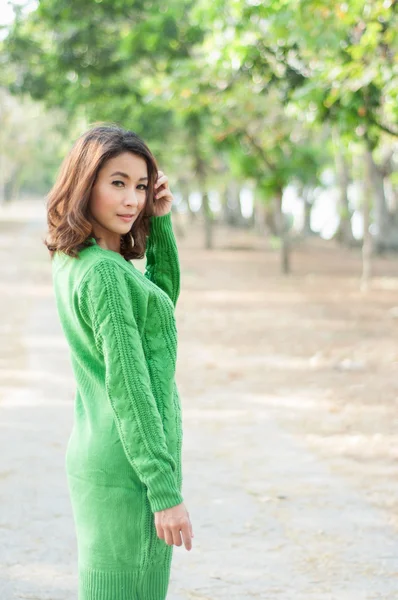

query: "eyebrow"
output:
110 171 148 181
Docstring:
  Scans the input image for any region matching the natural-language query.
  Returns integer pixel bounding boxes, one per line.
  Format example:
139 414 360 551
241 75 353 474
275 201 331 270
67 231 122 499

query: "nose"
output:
123 190 139 209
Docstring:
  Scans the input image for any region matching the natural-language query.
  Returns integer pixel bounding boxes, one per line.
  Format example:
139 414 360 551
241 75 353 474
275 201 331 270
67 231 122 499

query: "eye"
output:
137 184 148 190
112 180 125 187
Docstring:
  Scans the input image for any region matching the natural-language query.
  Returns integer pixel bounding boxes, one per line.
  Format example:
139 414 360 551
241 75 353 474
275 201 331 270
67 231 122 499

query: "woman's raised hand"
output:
152 170 174 217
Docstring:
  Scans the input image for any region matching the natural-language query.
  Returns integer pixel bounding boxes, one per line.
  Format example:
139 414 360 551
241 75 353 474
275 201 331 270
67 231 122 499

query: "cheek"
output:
90 185 117 217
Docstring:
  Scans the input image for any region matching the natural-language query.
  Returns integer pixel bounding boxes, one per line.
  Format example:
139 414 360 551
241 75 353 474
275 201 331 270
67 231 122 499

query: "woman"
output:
45 123 194 600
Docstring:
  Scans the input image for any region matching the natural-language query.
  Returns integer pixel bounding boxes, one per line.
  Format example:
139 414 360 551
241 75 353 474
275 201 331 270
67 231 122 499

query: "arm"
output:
144 212 181 307
78 259 183 513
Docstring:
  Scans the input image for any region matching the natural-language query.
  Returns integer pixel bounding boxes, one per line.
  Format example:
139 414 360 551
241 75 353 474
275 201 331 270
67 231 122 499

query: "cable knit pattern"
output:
51 212 184 600
144 212 180 306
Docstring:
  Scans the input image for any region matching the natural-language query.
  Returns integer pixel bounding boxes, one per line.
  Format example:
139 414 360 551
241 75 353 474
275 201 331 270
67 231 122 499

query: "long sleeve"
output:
78 259 183 513
144 212 180 307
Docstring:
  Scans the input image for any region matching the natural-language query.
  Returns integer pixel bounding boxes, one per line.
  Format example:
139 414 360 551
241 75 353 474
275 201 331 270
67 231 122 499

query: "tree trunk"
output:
274 189 290 274
9 170 22 203
221 184 229 224
193 146 213 249
184 184 197 223
301 186 316 237
188 118 213 248
177 178 194 230
332 127 355 245
384 174 398 215
0 146 5 206
253 198 267 235
0 157 5 205
369 153 398 253
361 146 373 292
201 190 212 249
224 179 245 227
265 203 278 236
303 197 313 236
0 98 5 206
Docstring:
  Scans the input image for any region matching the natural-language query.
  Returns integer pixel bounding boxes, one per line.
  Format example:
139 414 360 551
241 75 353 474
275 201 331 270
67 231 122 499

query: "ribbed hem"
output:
141 567 171 599
79 565 171 600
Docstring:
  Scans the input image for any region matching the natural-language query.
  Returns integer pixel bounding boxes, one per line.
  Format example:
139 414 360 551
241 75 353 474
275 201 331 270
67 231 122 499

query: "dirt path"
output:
0 203 397 599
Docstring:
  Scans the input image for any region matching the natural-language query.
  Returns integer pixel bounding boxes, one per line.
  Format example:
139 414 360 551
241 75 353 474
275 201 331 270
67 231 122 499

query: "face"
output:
88 152 149 245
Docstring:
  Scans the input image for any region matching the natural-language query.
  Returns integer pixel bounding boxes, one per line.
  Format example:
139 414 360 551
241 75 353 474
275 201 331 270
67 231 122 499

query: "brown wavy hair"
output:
44 123 158 260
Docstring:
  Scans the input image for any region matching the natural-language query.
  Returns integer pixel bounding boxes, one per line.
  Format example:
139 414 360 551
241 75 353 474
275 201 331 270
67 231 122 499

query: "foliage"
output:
0 0 396 217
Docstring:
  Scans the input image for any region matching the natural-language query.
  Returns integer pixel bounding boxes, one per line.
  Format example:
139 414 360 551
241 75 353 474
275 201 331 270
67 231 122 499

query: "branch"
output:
370 118 398 138
244 132 276 172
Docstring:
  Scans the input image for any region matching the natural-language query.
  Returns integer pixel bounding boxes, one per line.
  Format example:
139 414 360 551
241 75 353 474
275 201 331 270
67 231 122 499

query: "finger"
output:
155 175 168 189
171 527 183 547
181 523 193 551
154 185 168 196
154 189 169 199
155 523 165 540
189 519 194 538
164 527 174 546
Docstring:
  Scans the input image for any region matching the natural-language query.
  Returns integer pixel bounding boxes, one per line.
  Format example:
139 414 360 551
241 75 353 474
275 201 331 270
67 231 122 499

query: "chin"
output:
114 221 134 234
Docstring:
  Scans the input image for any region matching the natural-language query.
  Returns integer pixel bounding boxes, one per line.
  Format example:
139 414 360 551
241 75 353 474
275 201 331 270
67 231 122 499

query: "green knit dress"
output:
51 213 184 600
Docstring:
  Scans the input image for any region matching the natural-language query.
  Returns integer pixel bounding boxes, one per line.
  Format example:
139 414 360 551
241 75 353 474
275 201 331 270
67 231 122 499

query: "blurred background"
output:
0 0 398 598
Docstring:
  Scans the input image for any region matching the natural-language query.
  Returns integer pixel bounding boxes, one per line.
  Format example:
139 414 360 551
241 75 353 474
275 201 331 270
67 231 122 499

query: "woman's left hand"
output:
153 170 174 217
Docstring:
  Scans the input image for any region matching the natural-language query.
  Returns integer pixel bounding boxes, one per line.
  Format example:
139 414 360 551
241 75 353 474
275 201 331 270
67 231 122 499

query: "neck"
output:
91 223 122 253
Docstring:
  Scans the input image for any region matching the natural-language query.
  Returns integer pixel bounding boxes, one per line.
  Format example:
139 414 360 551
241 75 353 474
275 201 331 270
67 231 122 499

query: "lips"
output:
117 214 135 222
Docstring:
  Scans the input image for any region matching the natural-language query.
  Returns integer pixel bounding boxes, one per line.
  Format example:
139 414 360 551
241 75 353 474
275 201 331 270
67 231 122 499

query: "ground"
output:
0 200 397 599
